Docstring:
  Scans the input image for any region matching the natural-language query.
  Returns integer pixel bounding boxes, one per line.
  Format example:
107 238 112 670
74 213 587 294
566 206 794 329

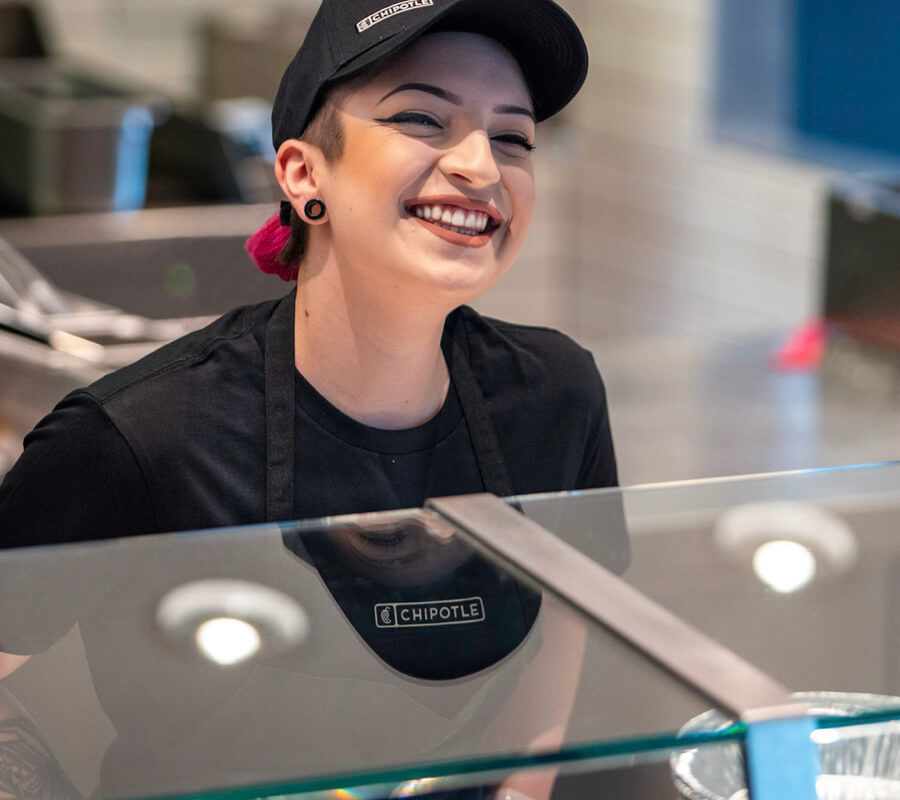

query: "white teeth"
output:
411 203 493 235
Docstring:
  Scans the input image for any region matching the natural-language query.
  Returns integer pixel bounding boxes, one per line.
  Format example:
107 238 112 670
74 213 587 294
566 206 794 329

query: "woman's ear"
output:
275 139 326 212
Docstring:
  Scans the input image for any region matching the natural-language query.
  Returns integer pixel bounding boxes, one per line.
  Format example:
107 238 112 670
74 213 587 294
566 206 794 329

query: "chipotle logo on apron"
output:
375 597 486 628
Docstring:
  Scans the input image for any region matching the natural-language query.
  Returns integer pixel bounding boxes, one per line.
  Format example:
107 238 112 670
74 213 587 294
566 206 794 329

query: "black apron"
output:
262 294 540 797
264 290 513 522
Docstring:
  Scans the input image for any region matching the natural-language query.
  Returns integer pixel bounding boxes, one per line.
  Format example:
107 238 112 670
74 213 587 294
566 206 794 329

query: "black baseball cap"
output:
272 0 589 149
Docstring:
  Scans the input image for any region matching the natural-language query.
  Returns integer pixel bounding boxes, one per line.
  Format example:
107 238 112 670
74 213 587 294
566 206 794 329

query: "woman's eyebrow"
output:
379 83 462 104
494 104 536 122
378 84 535 120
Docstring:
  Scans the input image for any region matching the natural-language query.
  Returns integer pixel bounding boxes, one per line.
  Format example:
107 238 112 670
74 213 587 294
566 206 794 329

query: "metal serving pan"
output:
0 60 169 215
0 233 214 475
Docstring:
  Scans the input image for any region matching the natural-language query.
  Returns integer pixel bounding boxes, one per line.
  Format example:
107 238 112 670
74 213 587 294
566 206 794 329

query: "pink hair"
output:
244 212 298 282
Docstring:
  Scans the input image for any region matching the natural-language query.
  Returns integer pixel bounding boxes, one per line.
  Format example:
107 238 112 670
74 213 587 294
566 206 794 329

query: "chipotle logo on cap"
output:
357 0 434 33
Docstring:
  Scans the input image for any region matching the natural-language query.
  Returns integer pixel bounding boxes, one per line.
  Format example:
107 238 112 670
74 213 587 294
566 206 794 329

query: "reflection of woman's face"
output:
333 520 473 588
317 32 537 307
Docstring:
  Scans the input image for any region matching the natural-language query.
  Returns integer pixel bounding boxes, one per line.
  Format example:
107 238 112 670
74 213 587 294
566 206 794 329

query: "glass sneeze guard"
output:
511 462 900 728
0 508 741 800
512 462 900 799
6 464 899 800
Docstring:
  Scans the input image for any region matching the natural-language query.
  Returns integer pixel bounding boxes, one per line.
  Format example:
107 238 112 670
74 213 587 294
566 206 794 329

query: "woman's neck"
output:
292 269 452 430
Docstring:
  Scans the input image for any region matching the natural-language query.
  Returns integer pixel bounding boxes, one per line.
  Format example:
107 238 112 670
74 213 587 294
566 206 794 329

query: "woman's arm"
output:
0 682 83 800
482 597 588 800
0 391 154 549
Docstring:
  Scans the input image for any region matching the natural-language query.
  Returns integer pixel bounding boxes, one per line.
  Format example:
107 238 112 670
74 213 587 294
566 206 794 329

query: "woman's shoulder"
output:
87 296 281 406
453 305 602 392
453 307 617 493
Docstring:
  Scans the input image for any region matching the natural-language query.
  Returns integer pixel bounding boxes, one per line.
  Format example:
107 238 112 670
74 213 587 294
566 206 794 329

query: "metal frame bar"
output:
427 493 820 800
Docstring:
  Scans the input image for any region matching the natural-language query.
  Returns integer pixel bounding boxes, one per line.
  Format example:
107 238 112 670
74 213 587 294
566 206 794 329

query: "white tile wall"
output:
562 0 831 339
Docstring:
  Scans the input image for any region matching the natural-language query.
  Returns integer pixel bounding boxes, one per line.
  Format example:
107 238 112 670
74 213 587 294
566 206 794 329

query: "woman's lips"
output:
405 197 502 249
411 216 497 248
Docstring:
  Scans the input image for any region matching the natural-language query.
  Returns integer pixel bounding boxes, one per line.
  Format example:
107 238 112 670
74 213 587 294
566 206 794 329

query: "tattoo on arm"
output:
0 716 83 800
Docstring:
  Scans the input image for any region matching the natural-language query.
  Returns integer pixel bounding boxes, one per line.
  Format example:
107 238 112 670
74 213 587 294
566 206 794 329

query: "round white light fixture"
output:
157 579 309 665
715 501 857 594
195 617 262 666
752 539 817 594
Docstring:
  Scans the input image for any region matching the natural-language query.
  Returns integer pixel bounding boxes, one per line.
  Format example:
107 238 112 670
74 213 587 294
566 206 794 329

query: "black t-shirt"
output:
0 295 620 796
0 294 617 548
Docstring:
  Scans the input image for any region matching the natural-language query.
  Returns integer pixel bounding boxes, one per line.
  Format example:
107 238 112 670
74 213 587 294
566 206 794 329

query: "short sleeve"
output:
575 355 619 490
0 390 156 549
0 392 157 654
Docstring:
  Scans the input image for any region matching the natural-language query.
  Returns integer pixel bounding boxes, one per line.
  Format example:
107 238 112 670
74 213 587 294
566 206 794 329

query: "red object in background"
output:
771 318 826 372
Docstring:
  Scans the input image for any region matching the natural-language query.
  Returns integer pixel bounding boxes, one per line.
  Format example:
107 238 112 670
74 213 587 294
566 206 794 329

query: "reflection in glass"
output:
752 540 817 594
194 618 261 666
0 512 592 800
14 464 900 799
283 513 541 681
714 501 858 593
155 577 310 662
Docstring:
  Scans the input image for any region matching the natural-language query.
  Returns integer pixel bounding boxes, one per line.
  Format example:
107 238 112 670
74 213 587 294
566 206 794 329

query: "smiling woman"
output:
288 34 536 303
0 0 617 550
0 2 615 798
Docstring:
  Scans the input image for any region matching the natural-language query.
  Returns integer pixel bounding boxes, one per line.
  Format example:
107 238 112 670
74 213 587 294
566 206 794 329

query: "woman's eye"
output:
376 112 442 128
492 134 536 152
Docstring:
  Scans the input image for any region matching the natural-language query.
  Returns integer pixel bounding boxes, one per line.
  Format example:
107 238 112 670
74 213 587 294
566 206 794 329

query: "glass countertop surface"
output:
0 506 727 800
1 462 899 799
515 462 900 728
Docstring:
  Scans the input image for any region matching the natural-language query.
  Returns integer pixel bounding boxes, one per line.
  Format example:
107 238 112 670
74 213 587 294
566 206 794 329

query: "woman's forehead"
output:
353 31 532 109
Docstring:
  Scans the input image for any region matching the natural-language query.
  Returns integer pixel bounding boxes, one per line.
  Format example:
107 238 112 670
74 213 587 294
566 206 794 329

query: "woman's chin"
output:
414 260 510 304
333 235 515 310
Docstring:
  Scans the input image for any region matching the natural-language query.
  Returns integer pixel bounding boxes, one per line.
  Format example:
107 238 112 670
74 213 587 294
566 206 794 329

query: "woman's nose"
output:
438 130 501 188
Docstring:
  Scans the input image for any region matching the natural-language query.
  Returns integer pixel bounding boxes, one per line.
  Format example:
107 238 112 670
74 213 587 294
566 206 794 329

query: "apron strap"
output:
448 320 514 498
265 290 298 522
264 295 513 522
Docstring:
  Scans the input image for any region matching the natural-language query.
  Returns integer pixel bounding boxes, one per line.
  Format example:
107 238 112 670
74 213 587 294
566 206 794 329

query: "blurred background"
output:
0 0 898 484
